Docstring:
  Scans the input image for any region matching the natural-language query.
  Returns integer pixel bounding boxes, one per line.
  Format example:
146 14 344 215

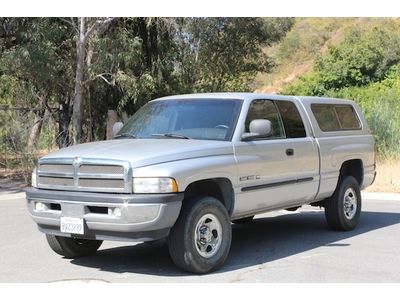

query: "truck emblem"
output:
240 175 260 181
73 156 82 166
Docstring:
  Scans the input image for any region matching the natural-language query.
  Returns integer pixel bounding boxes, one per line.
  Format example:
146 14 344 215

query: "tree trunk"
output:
27 97 46 152
106 110 119 140
72 17 86 145
57 100 69 148
86 41 94 143
122 111 130 124
70 17 113 144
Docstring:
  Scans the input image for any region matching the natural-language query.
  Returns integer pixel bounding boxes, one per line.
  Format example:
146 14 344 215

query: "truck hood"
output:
42 139 234 168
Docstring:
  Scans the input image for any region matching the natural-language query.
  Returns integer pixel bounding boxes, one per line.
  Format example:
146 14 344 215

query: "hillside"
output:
254 18 394 93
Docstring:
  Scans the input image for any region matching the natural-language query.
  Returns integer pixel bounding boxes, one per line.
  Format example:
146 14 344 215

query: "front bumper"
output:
26 188 183 242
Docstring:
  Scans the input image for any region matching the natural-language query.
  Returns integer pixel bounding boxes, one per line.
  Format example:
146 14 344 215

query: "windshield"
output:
116 99 242 141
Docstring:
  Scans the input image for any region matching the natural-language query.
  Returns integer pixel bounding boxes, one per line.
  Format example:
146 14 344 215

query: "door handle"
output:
286 148 294 156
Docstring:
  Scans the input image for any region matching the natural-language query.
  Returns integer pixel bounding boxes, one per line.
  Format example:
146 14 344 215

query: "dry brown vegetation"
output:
254 18 355 93
365 159 400 193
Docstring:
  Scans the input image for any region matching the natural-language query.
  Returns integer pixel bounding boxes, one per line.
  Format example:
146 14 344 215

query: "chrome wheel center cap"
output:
343 187 357 220
194 213 223 258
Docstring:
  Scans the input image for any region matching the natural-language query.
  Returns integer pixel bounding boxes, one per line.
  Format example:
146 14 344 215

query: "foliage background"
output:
2 17 400 181
279 18 400 158
0 17 293 179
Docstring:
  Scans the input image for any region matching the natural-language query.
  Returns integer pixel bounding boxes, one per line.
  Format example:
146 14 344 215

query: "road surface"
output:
0 190 399 282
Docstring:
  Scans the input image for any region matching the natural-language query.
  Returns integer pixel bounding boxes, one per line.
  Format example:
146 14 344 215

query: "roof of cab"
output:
154 93 295 102
153 93 355 104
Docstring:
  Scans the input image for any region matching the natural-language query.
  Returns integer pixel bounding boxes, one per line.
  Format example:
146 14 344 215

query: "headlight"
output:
31 168 37 188
133 177 178 194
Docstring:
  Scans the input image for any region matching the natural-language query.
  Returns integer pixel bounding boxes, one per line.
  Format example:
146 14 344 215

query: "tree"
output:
60 17 114 145
1 17 294 151
0 18 75 151
174 18 294 92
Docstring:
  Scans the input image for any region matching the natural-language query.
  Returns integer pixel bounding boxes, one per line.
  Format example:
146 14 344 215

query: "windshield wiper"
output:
151 133 191 139
114 133 137 139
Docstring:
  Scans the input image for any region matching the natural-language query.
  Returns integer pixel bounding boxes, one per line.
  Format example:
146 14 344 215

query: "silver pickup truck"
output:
26 93 376 273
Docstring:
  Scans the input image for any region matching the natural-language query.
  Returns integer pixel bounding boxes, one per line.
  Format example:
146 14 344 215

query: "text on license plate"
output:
60 217 84 235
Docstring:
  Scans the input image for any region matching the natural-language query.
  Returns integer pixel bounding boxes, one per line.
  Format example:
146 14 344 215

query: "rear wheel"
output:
324 176 361 231
46 235 103 258
168 196 232 274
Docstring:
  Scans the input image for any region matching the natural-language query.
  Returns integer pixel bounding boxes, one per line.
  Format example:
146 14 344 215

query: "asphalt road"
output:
0 190 399 282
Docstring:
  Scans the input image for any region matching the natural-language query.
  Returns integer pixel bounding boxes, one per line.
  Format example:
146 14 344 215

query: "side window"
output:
245 100 285 138
276 101 306 138
311 103 361 131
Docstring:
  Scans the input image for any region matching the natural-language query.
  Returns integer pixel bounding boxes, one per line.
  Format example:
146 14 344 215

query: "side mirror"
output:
241 119 272 141
112 122 124 137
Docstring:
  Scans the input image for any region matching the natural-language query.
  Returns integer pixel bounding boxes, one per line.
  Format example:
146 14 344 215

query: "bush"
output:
327 69 400 158
0 109 56 182
367 102 400 158
314 23 400 90
283 19 400 96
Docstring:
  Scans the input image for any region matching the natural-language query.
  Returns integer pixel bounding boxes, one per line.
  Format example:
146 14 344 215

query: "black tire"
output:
168 196 232 274
232 215 254 224
46 234 103 258
324 176 361 231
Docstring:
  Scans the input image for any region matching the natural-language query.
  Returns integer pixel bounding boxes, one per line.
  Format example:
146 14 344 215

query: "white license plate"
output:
60 217 84 235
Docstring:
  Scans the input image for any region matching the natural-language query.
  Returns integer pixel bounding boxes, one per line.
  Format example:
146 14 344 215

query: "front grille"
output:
37 158 131 193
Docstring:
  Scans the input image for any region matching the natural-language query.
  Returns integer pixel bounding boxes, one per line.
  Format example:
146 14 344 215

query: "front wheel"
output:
168 196 232 274
324 176 361 231
46 235 103 258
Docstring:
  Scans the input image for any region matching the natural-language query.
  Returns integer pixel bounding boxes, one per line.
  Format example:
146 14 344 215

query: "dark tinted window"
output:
311 104 361 131
276 101 306 138
245 100 285 138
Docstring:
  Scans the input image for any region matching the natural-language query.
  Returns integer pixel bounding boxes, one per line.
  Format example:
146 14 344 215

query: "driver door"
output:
233 99 299 217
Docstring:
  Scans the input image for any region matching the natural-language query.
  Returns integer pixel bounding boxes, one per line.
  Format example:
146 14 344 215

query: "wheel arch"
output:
183 178 235 216
339 159 363 186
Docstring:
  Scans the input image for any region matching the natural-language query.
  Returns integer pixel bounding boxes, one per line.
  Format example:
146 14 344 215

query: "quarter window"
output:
276 101 306 138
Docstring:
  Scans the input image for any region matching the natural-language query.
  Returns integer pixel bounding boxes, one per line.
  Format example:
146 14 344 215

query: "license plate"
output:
60 217 84 235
